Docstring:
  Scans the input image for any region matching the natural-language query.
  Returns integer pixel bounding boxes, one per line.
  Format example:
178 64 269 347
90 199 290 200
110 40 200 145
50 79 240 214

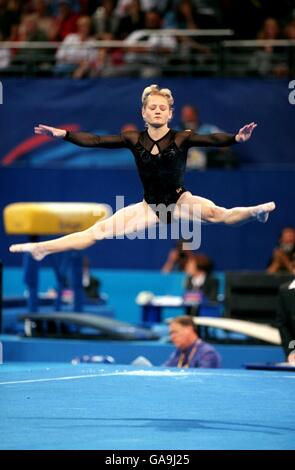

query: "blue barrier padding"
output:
0 335 284 368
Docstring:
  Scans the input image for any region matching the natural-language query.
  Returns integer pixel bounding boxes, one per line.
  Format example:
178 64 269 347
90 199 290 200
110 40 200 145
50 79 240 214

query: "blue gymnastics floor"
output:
0 363 294 450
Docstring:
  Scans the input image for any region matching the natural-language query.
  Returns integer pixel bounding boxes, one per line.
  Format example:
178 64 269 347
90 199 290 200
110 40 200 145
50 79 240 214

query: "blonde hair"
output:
141 84 174 109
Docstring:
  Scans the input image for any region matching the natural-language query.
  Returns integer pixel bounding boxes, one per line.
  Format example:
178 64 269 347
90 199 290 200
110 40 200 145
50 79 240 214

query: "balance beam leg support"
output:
69 252 84 312
23 252 39 312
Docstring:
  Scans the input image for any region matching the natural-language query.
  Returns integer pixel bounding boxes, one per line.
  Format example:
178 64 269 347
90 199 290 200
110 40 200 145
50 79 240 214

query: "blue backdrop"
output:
0 77 294 167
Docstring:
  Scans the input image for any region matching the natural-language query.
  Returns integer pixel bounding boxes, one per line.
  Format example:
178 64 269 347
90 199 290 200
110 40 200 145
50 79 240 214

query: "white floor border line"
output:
1 369 295 385
0 370 189 385
0 373 105 385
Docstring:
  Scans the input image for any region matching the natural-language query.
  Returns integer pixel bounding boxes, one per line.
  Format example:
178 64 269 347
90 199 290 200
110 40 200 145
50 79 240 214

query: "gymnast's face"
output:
169 322 197 350
142 95 172 128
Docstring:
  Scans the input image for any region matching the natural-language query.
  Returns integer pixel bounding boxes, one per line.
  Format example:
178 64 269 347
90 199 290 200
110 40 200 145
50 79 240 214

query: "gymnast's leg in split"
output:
9 201 159 261
174 191 276 225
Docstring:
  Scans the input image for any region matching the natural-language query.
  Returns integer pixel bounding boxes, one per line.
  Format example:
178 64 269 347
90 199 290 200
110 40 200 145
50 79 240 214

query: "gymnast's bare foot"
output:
9 243 48 261
252 201 276 223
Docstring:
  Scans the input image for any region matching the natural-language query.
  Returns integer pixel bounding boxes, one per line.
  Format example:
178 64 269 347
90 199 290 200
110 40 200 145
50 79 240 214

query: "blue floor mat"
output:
0 363 294 450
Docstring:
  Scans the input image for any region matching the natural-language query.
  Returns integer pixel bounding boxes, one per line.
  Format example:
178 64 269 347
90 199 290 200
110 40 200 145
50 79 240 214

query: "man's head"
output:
77 16 92 39
280 227 295 248
58 0 71 18
144 10 162 29
169 316 198 350
180 105 199 131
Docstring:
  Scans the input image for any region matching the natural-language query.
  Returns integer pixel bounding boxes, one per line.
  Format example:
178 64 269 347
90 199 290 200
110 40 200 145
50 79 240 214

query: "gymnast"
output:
9 84 275 261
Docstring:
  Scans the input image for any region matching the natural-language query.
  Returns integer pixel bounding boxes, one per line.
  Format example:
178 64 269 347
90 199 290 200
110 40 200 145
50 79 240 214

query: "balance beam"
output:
4 202 111 312
4 202 110 235
193 317 281 345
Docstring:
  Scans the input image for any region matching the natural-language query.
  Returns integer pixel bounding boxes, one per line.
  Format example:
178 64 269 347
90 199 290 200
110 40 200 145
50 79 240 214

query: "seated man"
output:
179 104 238 169
163 315 221 368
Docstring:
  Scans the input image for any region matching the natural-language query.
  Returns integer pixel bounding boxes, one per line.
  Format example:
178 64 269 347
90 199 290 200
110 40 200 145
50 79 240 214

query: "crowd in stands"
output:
0 0 294 77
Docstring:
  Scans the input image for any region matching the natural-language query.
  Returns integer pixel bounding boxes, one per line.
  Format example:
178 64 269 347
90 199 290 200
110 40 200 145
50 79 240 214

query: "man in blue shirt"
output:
164 316 221 368
179 104 238 170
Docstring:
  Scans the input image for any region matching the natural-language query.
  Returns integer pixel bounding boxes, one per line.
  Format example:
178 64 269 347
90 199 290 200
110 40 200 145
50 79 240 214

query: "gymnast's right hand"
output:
34 124 66 138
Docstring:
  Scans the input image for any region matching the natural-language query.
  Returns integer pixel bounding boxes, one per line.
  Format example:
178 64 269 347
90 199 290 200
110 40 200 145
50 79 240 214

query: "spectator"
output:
164 0 212 74
267 227 295 275
52 0 80 41
116 0 159 17
90 31 127 77
250 17 287 77
50 0 81 16
55 15 97 77
283 19 295 75
163 315 221 368
184 253 218 303
0 0 22 40
166 0 199 29
11 14 50 72
115 0 145 40
180 104 238 169
92 0 118 37
30 0 56 40
161 240 193 273
124 9 177 78
285 19 295 41
0 31 11 69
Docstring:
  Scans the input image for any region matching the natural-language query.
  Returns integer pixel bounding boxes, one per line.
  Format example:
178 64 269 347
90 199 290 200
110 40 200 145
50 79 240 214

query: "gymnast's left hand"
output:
34 124 66 138
235 122 257 142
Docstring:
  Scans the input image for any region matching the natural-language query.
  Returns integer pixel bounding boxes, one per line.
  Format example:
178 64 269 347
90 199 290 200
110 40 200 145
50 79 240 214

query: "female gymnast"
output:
9 84 275 260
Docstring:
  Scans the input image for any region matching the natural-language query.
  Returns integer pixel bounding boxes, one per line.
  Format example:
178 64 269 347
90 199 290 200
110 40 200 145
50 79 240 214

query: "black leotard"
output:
65 128 236 205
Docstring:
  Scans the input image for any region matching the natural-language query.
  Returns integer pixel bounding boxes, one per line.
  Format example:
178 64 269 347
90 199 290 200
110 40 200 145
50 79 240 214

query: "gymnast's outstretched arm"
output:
185 122 257 147
34 124 134 149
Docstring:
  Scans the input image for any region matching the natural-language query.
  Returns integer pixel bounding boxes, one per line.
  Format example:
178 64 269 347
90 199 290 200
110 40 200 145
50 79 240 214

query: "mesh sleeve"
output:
64 131 131 149
183 130 237 148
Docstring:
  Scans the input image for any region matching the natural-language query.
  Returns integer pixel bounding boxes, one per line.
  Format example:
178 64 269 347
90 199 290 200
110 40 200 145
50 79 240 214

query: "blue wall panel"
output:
1 335 284 369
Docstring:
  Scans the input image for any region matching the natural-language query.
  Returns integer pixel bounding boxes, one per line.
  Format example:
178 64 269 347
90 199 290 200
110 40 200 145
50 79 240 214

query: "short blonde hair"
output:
141 84 174 109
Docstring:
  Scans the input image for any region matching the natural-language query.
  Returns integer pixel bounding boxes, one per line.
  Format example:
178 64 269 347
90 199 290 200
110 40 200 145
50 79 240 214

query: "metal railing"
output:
0 31 293 78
